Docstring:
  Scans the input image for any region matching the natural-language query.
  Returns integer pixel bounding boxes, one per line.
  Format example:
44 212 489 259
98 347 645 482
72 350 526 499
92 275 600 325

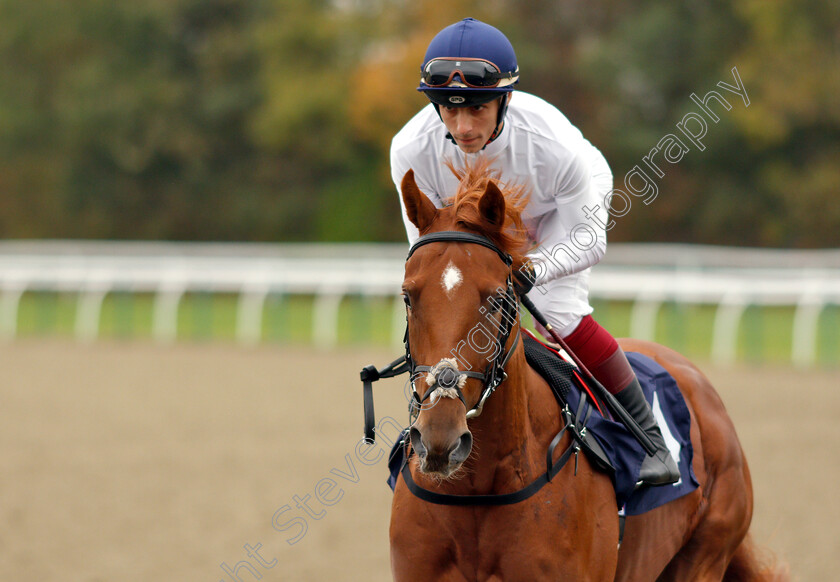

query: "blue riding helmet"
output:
418 18 519 106
418 18 519 146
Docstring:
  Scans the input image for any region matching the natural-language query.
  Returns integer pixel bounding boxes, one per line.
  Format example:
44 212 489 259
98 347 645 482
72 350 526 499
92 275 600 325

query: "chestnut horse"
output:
388 163 787 581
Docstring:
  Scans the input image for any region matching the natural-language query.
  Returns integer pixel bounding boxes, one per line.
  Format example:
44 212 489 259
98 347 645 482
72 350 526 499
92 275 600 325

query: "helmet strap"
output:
482 94 509 149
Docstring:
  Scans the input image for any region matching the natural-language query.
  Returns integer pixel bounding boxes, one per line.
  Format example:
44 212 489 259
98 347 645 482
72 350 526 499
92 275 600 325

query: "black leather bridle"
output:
360 231 520 443
403 231 520 422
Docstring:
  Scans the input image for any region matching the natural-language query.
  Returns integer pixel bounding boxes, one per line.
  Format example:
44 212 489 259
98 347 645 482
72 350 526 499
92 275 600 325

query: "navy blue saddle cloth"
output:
387 333 699 515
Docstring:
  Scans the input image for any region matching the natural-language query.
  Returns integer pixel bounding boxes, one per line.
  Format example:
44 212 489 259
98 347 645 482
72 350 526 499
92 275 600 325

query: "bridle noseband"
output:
404 231 520 421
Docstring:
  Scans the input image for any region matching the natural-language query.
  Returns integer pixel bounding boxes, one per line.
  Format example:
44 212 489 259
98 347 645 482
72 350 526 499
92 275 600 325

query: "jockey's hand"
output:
513 261 536 297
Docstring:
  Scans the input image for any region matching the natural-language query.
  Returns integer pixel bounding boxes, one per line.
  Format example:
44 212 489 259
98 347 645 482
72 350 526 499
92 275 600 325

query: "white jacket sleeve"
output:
526 151 609 285
390 144 444 246
390 140 422 244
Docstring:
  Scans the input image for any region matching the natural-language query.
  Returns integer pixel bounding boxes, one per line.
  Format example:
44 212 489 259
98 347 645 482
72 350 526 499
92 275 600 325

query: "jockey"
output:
390 17 679 486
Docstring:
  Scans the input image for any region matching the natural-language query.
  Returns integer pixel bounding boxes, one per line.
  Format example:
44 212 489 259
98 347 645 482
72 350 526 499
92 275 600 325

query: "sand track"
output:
0 341 835 581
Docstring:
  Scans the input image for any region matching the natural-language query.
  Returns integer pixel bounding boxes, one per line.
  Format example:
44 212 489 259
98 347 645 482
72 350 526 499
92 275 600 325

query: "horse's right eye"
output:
403 293 412 309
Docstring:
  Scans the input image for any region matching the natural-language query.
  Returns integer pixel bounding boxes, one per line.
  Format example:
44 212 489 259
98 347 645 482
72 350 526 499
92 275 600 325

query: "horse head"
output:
400 161 530 478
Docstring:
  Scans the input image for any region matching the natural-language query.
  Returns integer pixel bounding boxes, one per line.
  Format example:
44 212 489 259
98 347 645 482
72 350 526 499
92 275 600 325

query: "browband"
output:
407 231 513 266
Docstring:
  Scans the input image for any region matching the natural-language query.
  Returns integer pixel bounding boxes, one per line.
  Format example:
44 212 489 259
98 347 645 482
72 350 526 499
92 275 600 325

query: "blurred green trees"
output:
0 0 836 245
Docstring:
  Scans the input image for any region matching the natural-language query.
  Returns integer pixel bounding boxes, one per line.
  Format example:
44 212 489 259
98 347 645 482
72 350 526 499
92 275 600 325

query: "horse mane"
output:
443 157 532 266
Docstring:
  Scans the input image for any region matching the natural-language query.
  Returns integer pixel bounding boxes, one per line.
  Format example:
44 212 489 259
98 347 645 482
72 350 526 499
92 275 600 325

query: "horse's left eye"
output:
403 293 412 309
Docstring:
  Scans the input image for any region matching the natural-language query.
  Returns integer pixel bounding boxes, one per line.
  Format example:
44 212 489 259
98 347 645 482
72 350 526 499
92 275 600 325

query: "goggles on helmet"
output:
421 58 518 89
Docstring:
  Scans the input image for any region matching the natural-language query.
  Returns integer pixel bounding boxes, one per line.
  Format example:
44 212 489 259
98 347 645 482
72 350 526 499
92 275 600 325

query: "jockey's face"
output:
440 97 503 153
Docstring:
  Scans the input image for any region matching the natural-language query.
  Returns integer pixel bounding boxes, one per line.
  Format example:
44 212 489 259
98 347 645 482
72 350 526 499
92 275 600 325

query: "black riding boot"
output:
614 377 681 486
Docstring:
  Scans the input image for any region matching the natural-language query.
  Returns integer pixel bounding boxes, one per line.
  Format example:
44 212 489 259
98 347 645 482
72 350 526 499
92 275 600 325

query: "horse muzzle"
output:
409 424 473 477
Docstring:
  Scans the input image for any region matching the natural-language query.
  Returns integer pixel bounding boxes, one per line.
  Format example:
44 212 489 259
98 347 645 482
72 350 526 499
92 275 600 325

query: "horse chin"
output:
417 457 465 481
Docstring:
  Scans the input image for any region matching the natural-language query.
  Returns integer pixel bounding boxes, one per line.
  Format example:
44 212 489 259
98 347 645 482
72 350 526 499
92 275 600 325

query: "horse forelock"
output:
442 157 532 266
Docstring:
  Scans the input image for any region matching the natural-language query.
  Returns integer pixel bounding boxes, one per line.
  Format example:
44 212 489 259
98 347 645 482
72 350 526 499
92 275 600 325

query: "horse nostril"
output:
449 431 473 465
409 427 427 458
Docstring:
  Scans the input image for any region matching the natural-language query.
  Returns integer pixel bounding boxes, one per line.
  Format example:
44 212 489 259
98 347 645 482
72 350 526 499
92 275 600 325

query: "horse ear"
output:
478 180 506 233
401 169 437 232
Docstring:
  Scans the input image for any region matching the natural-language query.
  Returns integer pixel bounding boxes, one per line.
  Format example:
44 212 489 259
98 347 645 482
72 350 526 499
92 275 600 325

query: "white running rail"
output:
1 241 839 366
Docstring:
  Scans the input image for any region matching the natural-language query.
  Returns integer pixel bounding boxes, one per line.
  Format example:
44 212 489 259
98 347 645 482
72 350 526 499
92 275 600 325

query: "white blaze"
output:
441 262 462 296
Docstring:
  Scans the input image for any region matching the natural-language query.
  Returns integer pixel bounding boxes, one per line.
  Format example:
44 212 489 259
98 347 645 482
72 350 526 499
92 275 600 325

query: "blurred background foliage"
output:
0 0 837 245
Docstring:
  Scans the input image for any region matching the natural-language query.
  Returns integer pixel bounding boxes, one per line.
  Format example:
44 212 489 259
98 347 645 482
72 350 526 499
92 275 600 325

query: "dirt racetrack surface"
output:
1 341 837 581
